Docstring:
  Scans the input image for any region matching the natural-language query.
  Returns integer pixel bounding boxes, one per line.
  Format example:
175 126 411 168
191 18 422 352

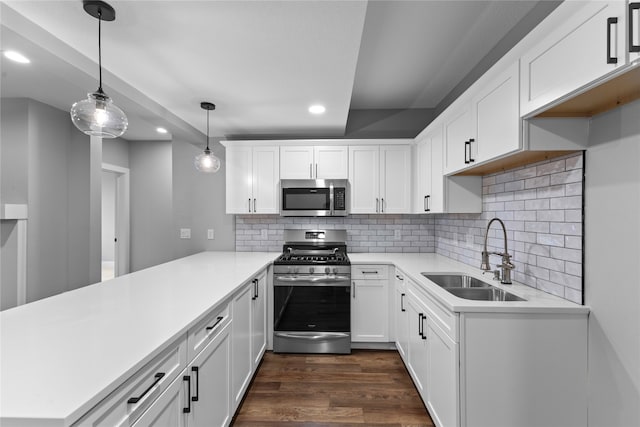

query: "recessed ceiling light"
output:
156 127 168 134
4 50 30 64
309 105 326 115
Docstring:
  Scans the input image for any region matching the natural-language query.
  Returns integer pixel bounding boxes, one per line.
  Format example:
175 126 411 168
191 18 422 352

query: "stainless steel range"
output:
273 229 351 354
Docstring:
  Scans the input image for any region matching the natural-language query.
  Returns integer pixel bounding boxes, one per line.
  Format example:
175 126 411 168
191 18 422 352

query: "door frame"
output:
102 163 130 277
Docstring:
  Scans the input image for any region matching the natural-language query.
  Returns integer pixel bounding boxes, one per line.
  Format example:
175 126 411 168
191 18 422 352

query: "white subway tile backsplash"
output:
236 153 583 304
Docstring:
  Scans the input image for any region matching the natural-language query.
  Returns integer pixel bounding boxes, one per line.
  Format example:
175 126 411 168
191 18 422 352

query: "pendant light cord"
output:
97 8 103 94
206 109 210 151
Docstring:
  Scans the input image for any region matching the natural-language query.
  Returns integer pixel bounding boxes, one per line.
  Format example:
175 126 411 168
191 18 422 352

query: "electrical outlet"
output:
207 229 214 240
180 228 191 239
261 229 268 239
394 229 402 240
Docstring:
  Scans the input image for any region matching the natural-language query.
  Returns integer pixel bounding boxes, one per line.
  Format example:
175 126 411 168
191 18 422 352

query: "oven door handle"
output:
274 276 351 285
274 332 350 341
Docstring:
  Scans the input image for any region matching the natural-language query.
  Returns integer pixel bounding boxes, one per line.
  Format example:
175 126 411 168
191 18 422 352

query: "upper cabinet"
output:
280 145 348 179
443 62 520 175
521 1 629 117
225 145 279 214
349 144 412 214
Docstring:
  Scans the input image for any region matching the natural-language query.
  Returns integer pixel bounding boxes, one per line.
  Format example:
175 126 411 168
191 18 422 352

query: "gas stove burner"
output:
274 229 351 267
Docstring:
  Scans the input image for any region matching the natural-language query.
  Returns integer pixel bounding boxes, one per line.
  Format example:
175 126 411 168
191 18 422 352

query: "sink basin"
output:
422 273 492 288
421 273 526 302
446 287 526 302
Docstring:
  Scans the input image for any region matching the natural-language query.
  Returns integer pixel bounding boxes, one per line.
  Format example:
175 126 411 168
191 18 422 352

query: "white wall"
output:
585 99 640 427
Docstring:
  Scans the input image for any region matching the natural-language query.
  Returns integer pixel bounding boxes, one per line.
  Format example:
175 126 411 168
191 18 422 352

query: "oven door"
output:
273 275 351 354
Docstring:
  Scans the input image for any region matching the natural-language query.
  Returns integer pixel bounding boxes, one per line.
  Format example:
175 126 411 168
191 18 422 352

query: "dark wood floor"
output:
231 350 434 427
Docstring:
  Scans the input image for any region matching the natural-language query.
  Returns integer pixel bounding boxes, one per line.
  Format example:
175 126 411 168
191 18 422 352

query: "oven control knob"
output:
325 267 330 274
332 267 338 274
309 267 315 274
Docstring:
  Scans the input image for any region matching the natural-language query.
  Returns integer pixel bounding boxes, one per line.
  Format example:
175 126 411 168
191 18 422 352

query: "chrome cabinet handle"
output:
468 138 475 162
426 195 431 212
352 281 356 298
381 198 384 213
315 163 318 178
376 198 379 213
248 198 251 212
310 163 313 178
253 198 256 212
401 293 406 312
191 366 199 402
183 375 191 413
205 316 224 331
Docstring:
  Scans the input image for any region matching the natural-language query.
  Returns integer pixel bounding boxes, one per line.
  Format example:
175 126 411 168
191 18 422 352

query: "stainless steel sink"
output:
421 273 492 288
446 287 526 302
421 272 526 302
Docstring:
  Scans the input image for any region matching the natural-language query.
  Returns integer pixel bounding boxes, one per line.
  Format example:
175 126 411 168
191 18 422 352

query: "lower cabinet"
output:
351 265 390 342
131 372 188 427
394 270 408 361
232 269 268 411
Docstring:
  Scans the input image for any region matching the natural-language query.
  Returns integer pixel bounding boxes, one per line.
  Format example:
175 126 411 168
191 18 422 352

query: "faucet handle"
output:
483 269 501 281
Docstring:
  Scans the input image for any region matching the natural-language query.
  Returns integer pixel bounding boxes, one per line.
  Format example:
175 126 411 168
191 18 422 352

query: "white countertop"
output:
0 251 587 426
0 251 279 426
350 253 588 314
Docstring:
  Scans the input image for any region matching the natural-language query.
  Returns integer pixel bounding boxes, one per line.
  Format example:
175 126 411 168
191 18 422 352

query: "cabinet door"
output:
414 138 432 214
443 104 472 174
280 146 314 179
251 271 267 370
252 146 279 214
429 126 445 213
380 145 412 214
406 296 429 398
132 374 187 427
188 322 232 427
351 279 389 342
472 61 521 163
226 147 253 214
314 146 348 179
231 284 253 411
426 320 459 427
349 146 379 214
395 284 409 362
521 1 627 116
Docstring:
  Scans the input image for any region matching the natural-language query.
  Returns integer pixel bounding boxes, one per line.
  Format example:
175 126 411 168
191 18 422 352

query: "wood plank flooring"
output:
231 350 434 427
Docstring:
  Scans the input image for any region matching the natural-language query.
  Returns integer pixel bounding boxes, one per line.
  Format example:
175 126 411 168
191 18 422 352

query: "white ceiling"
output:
1 1 555 144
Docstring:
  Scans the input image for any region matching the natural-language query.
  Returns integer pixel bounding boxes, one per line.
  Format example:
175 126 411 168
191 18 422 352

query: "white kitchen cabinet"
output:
131 373 188 427
231 269 267 412
251 269 267 370
351 265 389 342
225 145 279 214
414 124 482 214
471 61 521 163
443 101 473 175
231 283 252 411
521 0 628 117
426 320 459 427
394 270 409 362
186 321 232 427
406 291 429 398
349 145 411 214
280 145 348 179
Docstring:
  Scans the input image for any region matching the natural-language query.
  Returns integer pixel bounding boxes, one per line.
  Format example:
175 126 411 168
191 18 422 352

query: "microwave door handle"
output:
329 183 334 216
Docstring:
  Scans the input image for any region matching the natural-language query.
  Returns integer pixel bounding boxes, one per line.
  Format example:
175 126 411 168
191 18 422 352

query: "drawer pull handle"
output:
607 17 619 64
191 366 199 402
206 316 224 332
361 271 378 274
401 293 406 312
183 375 191 413
127 372 165 404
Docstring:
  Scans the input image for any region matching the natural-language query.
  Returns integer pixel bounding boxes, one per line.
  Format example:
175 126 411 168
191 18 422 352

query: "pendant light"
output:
70 0 128 139
194 102 221 173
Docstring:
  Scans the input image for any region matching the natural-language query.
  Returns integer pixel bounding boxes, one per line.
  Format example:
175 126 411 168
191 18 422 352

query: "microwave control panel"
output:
334 188 346 211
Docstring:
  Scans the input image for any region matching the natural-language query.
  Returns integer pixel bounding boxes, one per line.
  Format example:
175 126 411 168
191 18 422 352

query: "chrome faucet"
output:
481 218 515 284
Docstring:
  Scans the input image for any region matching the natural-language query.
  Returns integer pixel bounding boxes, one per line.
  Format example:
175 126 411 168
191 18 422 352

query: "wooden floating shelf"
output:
454 150 580 176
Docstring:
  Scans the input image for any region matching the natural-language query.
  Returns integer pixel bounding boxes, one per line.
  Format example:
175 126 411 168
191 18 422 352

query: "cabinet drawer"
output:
73 337 188 427
352 265 389 280
187 302 231 360
409 281 458 342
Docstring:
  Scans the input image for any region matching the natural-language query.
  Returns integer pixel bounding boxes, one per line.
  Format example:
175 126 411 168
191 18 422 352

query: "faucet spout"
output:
481 218 514 284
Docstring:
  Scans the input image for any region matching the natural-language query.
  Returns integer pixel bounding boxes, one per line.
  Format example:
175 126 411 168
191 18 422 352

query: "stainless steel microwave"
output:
280 179 348 217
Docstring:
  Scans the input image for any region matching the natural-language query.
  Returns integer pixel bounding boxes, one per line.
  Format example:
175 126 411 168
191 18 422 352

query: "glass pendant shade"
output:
71 91 128 138
194 148 221 173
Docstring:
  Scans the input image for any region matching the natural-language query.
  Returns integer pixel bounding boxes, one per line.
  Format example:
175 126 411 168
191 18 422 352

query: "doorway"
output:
101 164 130 281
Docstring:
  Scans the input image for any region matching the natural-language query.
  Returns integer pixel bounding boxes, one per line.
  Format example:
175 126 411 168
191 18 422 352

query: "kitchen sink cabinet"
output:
520 0 628 117
349 145 412 214
351 265 390 342
280 145 348 179
225 145 279 214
